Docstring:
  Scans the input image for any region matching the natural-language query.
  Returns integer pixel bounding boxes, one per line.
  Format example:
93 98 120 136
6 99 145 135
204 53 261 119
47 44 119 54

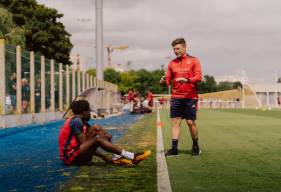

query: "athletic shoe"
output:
191 145 201 156
133 150 151 165
165 148 178 156
112 158 134 166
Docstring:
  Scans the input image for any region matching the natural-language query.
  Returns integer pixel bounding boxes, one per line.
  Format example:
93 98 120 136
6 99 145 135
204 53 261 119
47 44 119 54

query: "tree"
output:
104 68 121 84
0 7 25 46
1 0 73 64
233 81 243 89
134 69 154 95
150 70 167 94
118 71 138 93
198 75 217 93
217 81 234 92
86 68 96 77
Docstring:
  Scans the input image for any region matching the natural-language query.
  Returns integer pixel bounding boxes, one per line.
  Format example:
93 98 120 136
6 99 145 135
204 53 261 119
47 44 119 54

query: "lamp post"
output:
96 0 103 80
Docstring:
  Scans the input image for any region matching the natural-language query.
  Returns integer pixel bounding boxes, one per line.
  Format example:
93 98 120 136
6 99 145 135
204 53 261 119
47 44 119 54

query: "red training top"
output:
127 90 134 102
165 53 202 99
146 91 153 107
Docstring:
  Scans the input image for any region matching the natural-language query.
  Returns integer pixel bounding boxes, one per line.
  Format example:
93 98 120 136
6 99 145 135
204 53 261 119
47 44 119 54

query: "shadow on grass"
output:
178 149 192 155
74 162 108 167
164 149 192 156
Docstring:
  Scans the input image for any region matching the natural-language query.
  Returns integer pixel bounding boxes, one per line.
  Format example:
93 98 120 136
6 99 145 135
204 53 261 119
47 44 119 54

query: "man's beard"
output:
176 53 183 58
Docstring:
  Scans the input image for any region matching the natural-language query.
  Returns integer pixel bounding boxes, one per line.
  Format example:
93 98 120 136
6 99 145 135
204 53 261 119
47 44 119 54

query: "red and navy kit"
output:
166 53 202 119
58 116 88 165
165 54 202 99
127 90 134 102
146 91 153 107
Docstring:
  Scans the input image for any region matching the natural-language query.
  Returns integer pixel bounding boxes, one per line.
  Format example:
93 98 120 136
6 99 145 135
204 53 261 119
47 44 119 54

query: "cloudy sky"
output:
37 0 281 82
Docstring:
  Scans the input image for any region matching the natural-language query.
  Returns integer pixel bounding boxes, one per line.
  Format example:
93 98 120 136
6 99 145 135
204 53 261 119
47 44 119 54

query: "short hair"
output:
71 100 90 115
171 38 186 47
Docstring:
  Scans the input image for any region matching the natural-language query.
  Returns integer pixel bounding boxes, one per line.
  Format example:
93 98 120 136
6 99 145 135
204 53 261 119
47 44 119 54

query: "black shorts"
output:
170 98 197 120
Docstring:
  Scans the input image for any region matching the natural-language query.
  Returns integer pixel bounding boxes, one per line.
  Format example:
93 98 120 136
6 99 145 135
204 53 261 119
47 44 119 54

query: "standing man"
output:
7 72 17 110
160 38 202 156
146 89 154 107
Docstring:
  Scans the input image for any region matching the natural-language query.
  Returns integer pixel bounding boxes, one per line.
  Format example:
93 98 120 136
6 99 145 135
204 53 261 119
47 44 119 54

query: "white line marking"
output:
157 105 172 192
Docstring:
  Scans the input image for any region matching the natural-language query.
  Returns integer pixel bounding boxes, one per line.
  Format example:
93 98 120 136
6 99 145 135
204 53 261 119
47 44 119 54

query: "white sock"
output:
120 150 135 160
112 154 122 160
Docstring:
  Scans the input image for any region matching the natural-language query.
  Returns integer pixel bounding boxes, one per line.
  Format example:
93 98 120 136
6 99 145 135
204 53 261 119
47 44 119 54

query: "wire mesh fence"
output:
1 40 120 122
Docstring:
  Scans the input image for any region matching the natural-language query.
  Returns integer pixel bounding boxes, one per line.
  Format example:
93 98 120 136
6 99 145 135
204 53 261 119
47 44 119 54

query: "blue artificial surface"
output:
0 111 142 192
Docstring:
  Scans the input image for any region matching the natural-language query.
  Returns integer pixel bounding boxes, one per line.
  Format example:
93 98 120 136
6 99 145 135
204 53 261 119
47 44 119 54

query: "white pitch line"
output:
157 105 172 192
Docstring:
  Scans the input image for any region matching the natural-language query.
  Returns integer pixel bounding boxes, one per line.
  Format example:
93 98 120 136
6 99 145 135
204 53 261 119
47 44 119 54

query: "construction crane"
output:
105 44 128 68
70 41 128 69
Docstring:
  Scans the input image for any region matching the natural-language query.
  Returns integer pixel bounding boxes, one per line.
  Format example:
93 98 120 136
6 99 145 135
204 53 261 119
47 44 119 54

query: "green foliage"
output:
0 7 25 46
119 70 138 93
104 68 121 84
198 75 242 94
86 68 96 77
86 67 240 95
87 68 166 95
198 75 217 93
1 0 73 64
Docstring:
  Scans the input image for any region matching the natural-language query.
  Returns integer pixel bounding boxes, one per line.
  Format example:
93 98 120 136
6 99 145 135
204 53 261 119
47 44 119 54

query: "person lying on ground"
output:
58 100 151 166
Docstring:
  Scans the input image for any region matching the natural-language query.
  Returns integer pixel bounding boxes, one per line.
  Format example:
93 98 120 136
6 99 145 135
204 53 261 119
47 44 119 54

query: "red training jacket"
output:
165 53 202 99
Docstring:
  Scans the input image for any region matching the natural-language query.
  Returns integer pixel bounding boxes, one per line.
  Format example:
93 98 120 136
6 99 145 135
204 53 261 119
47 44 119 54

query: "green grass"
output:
214 108 281 119
58 113 157 192
161 109 281 192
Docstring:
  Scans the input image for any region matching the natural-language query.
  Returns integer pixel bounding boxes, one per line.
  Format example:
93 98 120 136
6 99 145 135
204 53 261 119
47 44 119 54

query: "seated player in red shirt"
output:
58 100 150 166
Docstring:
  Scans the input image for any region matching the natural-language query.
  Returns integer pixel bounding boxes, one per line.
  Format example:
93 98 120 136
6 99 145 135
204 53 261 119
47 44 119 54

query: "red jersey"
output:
127 90 134 102
146 91 153 107
166 54 202 99
58 116 87 165
147 91 153 101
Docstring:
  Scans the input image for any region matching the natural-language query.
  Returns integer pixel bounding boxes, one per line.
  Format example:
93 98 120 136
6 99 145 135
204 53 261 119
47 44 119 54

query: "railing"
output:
0 39 120 128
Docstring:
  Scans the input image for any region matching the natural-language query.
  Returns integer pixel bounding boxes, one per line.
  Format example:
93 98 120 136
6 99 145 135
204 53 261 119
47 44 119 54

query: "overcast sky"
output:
37 0 281 82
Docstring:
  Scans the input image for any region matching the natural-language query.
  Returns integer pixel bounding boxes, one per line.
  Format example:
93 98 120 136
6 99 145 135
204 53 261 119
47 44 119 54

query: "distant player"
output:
146 90 154 107
58 100 150 166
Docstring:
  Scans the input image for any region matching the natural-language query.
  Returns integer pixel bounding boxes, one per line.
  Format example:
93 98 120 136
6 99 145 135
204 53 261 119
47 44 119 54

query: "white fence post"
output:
0 39 5 116
16 45 22 114
59 63 63 111
40 55 46 112
30 51 35 113
50 59 55 112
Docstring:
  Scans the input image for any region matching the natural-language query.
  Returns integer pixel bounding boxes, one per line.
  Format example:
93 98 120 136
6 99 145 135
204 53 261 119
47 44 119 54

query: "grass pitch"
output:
161 109 281 192
59 114 157 192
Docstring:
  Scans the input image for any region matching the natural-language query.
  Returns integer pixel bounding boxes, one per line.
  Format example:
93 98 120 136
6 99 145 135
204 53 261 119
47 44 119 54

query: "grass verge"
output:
58 113 157 192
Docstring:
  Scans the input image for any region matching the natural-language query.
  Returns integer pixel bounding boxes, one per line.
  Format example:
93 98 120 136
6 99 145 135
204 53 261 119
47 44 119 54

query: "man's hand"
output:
159 75 166 86
91 124 112 141
175 77 190 83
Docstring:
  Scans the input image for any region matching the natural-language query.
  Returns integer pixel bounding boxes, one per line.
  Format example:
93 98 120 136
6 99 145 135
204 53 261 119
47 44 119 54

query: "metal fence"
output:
0 39 119 127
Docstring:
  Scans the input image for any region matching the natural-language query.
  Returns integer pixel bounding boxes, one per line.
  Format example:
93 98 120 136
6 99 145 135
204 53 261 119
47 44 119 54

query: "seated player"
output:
58 100 150 166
